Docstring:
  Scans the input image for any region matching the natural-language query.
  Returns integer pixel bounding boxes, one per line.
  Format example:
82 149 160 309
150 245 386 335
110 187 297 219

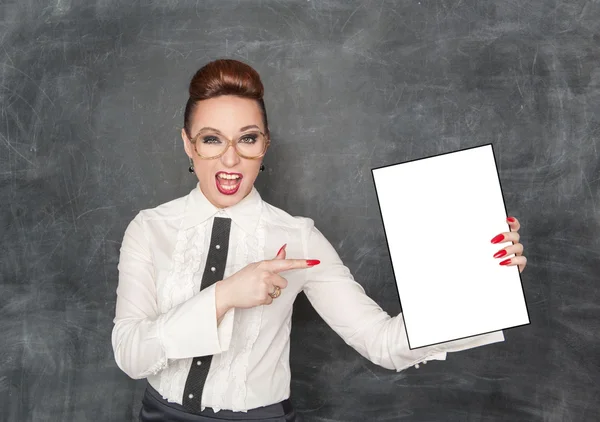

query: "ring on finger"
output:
269 286 281 299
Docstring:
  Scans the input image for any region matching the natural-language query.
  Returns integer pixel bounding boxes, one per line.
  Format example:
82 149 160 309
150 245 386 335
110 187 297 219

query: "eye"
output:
202 136 221 144
239 134 258 144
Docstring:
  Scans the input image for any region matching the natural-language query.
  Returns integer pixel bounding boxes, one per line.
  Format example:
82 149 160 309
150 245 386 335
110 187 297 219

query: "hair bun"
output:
183 59 269 138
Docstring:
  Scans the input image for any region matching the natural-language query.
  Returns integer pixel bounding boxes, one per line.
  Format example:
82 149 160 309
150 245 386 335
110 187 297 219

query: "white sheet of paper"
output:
372 144 529 349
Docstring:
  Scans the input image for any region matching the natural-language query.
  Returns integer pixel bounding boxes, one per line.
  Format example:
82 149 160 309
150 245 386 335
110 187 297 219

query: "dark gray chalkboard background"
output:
2 1 599 421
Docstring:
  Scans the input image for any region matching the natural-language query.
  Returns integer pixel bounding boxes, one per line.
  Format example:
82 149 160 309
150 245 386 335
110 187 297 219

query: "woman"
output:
112 59 528 422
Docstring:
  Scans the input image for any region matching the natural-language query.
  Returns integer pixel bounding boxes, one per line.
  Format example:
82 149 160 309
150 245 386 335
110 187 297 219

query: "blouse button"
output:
216 245 220 249
188 394 194 399
415 363 420 369
210 267 216 272
196 361 202 366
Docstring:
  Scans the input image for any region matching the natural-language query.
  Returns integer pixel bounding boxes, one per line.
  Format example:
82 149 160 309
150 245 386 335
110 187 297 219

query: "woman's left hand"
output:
491 216 527 273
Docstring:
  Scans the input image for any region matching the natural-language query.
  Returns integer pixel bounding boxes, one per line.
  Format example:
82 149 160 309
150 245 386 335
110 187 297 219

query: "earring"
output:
260 164 265 172
188 158 194 173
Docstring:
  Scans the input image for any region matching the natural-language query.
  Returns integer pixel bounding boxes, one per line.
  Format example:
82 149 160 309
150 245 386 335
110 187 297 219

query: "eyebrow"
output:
196 125 261 135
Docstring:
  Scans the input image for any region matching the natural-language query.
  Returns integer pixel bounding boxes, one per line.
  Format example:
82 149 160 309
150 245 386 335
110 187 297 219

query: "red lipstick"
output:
215 171 243 195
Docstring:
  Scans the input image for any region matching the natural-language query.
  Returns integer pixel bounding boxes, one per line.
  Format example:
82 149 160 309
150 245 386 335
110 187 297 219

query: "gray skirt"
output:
139 383 298 422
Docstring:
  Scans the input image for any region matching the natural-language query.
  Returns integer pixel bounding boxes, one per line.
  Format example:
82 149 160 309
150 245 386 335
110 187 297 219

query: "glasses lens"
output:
236 132 266 158
196 133 227 158
195 132 266 158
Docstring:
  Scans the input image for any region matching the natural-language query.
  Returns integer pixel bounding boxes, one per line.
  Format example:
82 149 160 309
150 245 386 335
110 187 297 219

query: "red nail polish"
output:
306 259 321 266
493 250 507 258
491 234 504 244
499 258 511 265
277 244 287 255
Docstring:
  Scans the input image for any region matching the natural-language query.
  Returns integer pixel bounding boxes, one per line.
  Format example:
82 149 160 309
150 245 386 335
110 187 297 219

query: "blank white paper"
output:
372 144 529 349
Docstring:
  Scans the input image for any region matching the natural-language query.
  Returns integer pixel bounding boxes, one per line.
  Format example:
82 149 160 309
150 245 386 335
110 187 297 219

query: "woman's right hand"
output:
216 245 320 310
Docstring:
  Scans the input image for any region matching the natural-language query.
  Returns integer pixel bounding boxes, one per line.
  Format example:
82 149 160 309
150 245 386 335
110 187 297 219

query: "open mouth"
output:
215 172 242 195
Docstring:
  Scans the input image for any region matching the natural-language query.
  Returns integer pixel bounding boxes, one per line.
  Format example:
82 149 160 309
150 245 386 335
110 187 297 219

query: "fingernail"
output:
277 244 287 255
306 259 320 266
499 258 511 266
507 217 515 222
493 249 507 258
491 234 504 244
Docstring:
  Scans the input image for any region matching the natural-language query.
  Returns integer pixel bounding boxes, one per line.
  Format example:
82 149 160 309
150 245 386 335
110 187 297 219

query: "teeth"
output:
217 173 241 180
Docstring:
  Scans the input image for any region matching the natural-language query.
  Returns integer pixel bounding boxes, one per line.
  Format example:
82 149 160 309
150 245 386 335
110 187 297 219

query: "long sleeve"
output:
111 213 235 380
302 221 503 372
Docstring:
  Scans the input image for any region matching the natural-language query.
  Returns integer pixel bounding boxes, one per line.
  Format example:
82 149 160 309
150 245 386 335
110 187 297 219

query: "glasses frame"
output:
190 129 271 160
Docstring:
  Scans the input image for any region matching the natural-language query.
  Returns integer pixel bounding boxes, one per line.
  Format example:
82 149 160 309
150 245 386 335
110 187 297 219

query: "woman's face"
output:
181 95 265 209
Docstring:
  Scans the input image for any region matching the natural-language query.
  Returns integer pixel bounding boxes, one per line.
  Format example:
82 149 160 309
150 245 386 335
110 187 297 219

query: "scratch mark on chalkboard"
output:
580 169 597 215
1 41 14 65
265 5 301 40
300 402 326 413
394 83 406 108
463 371 510 381
0 132 33 165
138 37 189 59
378 0 385 24
83 231 108 274
1 83 44 125
63 173 77 231
46 230 69 261
340 3 363 33
578 1 591 21
362 363 382 381
1 63 55 106
345 28 364 44
515 77 524 98
76 206 116 220
548 236 600 255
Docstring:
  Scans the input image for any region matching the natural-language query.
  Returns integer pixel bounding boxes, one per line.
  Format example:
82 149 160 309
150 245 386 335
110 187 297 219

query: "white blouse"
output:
112 183 504 413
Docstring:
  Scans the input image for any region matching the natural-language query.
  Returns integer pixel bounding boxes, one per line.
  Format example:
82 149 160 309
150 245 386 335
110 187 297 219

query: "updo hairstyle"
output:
183 59 269 139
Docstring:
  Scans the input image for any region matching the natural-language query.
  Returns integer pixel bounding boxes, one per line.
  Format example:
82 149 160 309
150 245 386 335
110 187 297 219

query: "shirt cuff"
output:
217 307 235 351
427 352 447 361
159 283 234 359
437 330 505 354
411 331 504 369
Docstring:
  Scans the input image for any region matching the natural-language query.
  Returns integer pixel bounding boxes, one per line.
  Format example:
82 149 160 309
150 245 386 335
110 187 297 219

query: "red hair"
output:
184 59 269 138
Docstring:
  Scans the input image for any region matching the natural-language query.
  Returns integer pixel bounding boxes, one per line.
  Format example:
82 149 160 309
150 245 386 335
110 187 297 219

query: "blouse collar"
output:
183 182 262 235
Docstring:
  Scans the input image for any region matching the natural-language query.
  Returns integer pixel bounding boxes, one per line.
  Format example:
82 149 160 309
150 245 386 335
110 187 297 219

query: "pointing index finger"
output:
266 259 320 274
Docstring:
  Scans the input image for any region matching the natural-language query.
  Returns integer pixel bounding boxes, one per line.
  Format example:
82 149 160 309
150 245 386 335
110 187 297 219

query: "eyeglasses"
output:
190 129 270 160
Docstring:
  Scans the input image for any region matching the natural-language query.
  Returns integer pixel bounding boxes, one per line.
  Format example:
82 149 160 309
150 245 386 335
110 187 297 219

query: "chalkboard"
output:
1 1 599 421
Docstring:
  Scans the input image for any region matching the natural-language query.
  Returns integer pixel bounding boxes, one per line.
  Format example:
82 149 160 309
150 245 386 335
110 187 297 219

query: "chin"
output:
209 181 252 208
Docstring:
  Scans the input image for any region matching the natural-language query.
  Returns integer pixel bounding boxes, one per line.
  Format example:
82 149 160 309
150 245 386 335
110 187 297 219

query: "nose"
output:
220 142 241 167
